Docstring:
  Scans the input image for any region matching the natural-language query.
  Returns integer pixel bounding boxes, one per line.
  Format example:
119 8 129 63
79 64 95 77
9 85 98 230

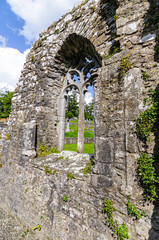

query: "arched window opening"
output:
61 54 99 153
56 34 102 153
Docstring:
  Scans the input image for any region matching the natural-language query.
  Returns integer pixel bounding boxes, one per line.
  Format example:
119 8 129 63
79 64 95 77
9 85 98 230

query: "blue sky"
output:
0 0 79 90
0 0 93 103
0 0 25 53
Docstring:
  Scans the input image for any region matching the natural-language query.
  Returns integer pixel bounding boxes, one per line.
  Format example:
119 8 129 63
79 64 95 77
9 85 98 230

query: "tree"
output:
0 91 14 118
84 100 94 120
65 93 79 119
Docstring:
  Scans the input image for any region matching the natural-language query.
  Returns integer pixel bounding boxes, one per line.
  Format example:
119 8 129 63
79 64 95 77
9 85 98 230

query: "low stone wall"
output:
64 138 94 144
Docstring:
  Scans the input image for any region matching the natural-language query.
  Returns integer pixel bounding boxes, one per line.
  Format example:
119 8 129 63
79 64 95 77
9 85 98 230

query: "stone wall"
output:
0 0 159 239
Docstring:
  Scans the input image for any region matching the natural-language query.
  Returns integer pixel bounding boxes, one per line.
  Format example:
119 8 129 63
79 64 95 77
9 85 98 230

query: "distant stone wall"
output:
64 137 94 144
0 0 159 239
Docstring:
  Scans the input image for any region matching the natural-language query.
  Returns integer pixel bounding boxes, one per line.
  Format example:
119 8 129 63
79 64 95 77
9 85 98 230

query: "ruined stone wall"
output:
0 0 159 239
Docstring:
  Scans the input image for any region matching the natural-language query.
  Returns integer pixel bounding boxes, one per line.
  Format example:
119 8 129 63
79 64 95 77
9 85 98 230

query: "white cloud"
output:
0 36 7 47
7 0 79 43
0 47 29 91
85 92 93 104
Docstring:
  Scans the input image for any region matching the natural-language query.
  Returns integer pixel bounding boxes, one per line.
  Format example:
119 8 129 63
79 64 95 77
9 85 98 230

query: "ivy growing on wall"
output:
136 89 159 142
136 89 159 201
103 198 129 240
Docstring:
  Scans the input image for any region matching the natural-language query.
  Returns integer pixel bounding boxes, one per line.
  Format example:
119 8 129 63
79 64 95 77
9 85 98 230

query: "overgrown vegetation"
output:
37 143 60 157
103 198 129 240
136 89 159 142
136 89 159 201
120 56 131 78
127 199 146 219
137 153 159 202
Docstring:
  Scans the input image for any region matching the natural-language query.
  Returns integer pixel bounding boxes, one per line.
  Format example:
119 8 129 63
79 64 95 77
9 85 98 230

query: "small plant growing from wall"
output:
142 71 149 81
82 158 94 175
102 198 129 240
32 224 41 231
136 89 159 142
127 199 146 219
120 56 131 78
63 194 68 202
67 172 75 180
105 41 120 59
37 143 60 157
54 29 59 34
44 166 52 175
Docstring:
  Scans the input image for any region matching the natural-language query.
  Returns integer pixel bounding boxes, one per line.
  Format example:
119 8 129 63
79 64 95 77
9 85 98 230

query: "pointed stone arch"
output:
55 33 102 152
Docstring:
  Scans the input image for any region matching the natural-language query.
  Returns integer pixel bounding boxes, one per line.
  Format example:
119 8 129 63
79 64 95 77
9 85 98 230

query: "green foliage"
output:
32 224 41 231
67 172 75 180
63 194 68 202
0 163 2 168
21 229 29 238
127 199 146 219
103 198 129 240
58 156 64 160
66 93 79 119
83 158 94 175
25 187 29 193
114 14 118 20
5 133 10 141
44 166 53 175
136 90 159 142
84 100 94 120
120 56 131 78
105 41 120 59
64 143 94 154
31 55 35 63
137 153 159 202
37 143 60 157
37 39 43 47
54 29 59 34
0 91 14 118
142 71 149 81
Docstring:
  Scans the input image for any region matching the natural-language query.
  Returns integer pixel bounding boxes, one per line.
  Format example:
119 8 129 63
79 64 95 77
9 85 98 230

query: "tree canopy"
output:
84 100 94 120
65 93 79 119
0 91 14 118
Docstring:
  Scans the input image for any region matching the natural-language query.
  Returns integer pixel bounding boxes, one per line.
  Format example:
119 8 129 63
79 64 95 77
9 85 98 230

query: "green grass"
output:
65 120 94 138
65 131 94 138
64 143 94 154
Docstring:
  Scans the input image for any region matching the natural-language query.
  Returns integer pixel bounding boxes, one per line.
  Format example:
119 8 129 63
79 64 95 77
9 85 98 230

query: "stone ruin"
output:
0 0 159 239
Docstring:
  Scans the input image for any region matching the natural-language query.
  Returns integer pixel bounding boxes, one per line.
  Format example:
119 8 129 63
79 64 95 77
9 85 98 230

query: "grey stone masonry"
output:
0 0 159 239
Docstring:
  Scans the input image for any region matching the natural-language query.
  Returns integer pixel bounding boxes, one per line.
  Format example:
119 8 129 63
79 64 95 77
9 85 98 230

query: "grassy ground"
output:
65 119 94 138
64 143 94 154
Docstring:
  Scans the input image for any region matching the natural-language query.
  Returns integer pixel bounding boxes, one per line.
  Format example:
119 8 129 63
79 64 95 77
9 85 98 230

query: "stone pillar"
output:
77 91 85 153
57 95 67 151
